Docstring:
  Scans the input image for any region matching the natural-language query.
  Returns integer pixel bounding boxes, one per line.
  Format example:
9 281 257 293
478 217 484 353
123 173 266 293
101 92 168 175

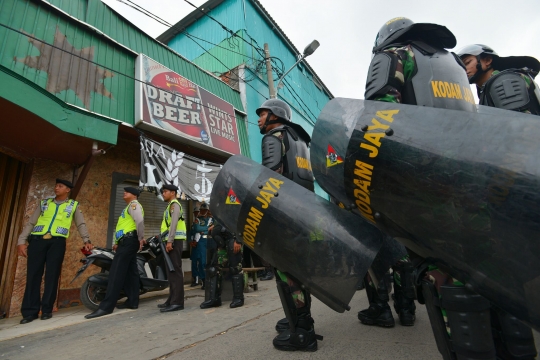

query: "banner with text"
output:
135 54 241 155
140 136 222 202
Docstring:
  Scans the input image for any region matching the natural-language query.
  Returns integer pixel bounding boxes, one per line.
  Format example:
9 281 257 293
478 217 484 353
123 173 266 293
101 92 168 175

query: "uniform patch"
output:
226 188 241 205
326 144 344 167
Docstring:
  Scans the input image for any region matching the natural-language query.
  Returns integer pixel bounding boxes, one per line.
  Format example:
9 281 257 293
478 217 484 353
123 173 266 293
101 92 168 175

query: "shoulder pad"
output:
365 52 397 100
488 72 530 110
261 133 283 171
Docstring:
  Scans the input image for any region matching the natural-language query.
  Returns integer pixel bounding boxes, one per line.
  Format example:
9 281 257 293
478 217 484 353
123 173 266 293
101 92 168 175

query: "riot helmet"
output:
256 98 312 145
458 44 540 81
256 99 292 134
457 44 498 84
373 18 456 53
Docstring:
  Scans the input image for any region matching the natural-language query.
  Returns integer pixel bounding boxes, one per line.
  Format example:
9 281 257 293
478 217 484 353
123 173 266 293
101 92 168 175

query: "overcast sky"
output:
103 0 540 99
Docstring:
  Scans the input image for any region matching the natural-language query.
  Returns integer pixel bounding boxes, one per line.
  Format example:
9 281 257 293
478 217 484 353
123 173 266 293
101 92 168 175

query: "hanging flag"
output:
326 144 344 167
139 136 222 202
225 188 241 205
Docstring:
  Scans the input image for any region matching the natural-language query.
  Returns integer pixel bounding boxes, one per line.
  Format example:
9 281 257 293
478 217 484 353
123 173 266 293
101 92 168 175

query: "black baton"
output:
160 232 175 272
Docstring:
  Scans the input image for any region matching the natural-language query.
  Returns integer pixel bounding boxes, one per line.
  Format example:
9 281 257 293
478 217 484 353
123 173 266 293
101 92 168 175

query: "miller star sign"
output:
135 54 241 155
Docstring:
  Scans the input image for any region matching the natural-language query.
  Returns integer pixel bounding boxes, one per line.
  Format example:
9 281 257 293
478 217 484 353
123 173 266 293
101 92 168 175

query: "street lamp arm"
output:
276 55 306 92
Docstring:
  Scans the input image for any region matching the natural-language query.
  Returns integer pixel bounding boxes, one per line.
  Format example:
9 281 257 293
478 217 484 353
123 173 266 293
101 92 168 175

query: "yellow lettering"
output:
364 133 385 147
454 84 462 99
244 225 257 236
262 181 276 193
243 232 255 248
355 199 373 214
444 82 452 98
246 218 260 232
256 196 269 209
354 189 370 204
431 81 441 97
368 118 390 131
248 207 263 222
354 178 371 194
375 110 399 123
259 190 273 205
354 160 373 181
360 143 378 157
269 178 284 190
438 81 447 97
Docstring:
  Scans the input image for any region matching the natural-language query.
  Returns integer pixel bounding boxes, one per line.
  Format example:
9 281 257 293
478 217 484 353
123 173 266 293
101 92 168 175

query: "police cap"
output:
161 184 179 193
124 187 141 197
193 206 200 212
56 179 74 189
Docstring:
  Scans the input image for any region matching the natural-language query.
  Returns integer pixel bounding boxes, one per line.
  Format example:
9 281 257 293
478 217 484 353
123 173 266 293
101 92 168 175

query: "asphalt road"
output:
1 282 538 360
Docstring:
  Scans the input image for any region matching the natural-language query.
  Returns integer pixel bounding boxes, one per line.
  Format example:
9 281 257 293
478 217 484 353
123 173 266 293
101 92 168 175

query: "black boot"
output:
200 273 222 309
393 262 416 326
358 276 395 327
190 276 198 287
230 274 244 308
273 310 319 352
260 270 274 281
275 318 289 333
491 307 537 360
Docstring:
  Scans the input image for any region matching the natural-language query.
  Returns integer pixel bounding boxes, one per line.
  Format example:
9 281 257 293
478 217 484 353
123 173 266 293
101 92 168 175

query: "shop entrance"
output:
0 152 30 318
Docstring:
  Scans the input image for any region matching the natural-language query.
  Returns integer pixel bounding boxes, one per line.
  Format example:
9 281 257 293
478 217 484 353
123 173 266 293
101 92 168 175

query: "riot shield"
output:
210 155 383 313
312 98 540 331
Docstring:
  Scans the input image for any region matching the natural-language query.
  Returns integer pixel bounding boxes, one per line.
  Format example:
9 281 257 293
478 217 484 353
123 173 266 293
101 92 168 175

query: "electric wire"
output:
0 23 272 128
117 0 269 98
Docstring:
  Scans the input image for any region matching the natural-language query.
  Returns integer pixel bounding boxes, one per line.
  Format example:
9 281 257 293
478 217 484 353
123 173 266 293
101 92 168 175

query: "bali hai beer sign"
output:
135 54 241 155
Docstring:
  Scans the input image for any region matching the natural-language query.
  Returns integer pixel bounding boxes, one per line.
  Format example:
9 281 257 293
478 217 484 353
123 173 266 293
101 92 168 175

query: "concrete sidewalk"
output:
0 286 201 342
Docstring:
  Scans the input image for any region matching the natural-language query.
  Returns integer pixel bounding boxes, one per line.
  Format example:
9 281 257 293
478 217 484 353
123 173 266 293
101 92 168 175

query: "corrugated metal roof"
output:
43 0 245 112
157 0 333 99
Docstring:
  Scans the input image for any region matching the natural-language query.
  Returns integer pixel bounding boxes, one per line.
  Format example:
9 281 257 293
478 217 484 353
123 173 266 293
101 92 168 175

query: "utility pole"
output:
264 43 276 98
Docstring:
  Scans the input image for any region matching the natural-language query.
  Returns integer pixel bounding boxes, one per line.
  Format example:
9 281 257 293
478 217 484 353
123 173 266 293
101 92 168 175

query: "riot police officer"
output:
256 99 321 352
200 222 244 309
364 18 499 360
457 44 540 114
17 179 92 324
457 44 539 360
85 187 145 319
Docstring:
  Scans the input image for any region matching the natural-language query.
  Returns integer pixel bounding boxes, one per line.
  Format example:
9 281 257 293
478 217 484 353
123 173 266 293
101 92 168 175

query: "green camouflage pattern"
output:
372 45 416 104
277 270 306 308
217 245 243 275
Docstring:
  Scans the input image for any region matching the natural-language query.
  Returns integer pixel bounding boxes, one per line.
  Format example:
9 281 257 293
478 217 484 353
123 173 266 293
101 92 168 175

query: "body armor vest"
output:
407 42 477 112
267 126 315 192
480 69 540 115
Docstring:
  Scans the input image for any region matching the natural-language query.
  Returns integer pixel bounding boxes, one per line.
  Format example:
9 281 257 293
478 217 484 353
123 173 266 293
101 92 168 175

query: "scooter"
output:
71 236 169 311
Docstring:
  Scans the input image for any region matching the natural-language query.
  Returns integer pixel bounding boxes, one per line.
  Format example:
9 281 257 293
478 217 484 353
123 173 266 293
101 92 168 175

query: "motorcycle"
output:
71 235 170 311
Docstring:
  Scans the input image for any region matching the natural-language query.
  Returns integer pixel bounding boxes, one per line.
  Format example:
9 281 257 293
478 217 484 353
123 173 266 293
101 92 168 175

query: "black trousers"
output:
99 236 140 312
166 241 184 306
21 235 66 317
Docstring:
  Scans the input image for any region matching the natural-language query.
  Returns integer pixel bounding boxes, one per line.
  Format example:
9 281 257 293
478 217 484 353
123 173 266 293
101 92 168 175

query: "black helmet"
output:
374 17 456 52
256 99 292 122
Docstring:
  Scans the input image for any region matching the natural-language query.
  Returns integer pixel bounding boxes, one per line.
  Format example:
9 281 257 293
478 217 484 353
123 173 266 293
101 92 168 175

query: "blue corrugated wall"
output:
167 0 331 198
